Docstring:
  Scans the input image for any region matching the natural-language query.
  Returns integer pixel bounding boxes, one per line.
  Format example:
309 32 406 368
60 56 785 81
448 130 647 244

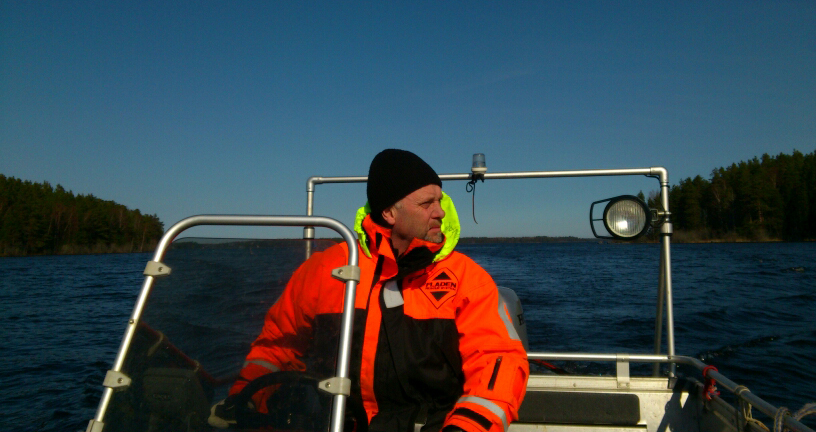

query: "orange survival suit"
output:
230 197 528 432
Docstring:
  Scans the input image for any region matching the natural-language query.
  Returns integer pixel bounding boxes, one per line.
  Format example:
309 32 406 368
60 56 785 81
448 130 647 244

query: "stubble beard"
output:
424 231 444 244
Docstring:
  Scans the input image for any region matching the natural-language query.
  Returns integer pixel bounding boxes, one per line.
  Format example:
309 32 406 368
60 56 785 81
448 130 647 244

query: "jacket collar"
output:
354 191 461 263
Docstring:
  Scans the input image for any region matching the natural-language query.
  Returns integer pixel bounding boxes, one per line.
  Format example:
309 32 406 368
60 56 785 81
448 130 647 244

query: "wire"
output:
466 178 478 224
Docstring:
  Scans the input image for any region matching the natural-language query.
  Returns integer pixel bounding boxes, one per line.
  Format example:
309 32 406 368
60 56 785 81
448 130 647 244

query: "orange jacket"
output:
231 202 528 432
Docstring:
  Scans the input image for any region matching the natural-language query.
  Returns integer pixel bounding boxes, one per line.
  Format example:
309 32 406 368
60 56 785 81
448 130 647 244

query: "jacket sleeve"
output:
444 277 529 432
228 254 325 406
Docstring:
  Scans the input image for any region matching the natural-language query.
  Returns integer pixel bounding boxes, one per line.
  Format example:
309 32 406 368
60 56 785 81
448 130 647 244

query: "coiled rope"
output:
773 402 816 432
706 374 815 432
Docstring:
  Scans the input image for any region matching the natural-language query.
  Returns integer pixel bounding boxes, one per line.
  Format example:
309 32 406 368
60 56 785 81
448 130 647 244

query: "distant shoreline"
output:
3 235 813 257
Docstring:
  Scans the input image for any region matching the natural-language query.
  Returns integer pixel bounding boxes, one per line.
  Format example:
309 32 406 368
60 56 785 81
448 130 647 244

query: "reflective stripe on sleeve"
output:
243 360 281 373
457 396 508 432
497 294 521 342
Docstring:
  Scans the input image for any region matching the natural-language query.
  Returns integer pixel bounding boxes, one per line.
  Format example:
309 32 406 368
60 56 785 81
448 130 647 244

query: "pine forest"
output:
0 175 164 256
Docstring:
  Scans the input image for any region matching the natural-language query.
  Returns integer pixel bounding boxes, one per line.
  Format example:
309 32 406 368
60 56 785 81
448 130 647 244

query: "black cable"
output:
466 175 482 224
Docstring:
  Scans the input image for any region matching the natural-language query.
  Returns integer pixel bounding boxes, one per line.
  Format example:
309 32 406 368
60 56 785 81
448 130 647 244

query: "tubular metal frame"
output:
88 215 360 432
84 169 814 432
302 167 675 364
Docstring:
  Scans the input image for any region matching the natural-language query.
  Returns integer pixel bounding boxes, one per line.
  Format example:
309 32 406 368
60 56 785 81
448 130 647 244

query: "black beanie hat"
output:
368 149 442 225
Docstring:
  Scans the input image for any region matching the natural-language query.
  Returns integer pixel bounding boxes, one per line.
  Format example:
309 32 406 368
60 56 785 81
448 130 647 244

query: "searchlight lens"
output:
603 197 649 239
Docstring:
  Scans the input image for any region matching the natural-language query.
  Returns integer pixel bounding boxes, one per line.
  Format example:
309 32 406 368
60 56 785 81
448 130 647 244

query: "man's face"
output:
385 184 446 245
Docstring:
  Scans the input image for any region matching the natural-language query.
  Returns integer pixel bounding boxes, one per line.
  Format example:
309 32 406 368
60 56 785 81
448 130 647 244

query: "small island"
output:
0 174 164 256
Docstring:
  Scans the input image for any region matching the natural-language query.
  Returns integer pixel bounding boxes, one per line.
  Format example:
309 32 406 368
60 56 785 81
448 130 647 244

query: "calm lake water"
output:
1 241 814 431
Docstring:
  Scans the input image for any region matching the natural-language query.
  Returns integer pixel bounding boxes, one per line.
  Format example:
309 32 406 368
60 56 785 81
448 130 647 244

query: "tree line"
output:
2 149 813 255
648 149 816 242
0 174 165 256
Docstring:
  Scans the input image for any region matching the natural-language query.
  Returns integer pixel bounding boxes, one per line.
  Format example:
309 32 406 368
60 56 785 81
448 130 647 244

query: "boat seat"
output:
517 391 641 425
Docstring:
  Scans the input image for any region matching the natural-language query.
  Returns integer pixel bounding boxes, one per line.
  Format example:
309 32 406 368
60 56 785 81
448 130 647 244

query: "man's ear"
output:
381 206 397 226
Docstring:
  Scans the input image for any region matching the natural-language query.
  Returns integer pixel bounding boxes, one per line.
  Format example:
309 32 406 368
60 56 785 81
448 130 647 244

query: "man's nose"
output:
432 202 445 219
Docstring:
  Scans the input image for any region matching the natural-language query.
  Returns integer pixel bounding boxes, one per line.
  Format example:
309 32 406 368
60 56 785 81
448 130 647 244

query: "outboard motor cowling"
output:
497 286 529 351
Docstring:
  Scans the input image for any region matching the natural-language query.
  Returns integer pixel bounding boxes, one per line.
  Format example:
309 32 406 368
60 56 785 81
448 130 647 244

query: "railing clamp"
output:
332 265 360 283
318 377 351 396
103 370 132 390
616 354 631 389
144 261 172 277
86 420 105 432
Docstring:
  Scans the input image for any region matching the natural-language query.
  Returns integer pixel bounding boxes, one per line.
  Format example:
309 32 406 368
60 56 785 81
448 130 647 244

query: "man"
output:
219 149 528 432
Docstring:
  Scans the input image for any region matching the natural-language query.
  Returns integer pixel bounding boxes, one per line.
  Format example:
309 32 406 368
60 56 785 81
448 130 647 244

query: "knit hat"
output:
368 149 442 225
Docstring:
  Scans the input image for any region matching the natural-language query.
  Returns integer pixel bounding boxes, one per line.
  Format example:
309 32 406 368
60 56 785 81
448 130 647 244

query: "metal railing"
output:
303 167 676 368
88 215 360 432
527 352 815 432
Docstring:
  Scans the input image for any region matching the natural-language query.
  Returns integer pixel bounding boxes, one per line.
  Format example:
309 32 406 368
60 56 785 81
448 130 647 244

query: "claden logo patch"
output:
422 268 459 308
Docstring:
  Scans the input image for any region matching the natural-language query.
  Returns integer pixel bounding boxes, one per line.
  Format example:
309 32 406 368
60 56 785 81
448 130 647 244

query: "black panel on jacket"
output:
371 281 464 432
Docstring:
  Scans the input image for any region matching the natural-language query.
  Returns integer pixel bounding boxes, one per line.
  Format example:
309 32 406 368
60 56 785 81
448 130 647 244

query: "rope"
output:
774 407 790 432
794 403 816 421
719 378 814 432
737 388 770 432
773 402 816 432
529 359 569 375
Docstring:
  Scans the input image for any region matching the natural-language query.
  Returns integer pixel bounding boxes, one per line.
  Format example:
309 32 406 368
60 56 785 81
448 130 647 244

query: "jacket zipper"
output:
487 356 503 390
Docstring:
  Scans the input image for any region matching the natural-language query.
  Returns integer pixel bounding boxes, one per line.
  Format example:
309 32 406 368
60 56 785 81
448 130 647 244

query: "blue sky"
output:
2 1 814 239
